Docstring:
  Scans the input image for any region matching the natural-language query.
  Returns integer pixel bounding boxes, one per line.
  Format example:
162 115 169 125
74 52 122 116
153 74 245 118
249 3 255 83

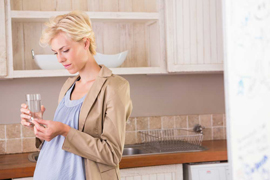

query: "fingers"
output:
20 108 30 114
20 103 33 128
20 103 30 115
20 113 31 120
34 126 41 139
32 120 45 132
34 118 48 125
21 103 28 109
33 121 50 141
41 105 46 112
20 104 30 114
34 119 48 129
20 103 31 126
21 119 34 128
33 122 46 141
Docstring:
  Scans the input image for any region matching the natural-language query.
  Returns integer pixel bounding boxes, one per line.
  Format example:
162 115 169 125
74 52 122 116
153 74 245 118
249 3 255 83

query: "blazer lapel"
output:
78 65 112 131
58 75 80 104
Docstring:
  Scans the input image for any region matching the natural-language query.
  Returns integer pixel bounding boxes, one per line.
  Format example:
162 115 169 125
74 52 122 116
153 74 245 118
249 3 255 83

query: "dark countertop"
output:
0 140 227 179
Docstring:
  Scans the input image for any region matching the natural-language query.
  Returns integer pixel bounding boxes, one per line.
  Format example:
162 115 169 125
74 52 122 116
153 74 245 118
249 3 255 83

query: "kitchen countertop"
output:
0 140 227 179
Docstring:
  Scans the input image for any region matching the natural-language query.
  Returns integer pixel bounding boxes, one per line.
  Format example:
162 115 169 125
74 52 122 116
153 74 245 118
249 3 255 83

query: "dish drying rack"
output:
138 125 205 152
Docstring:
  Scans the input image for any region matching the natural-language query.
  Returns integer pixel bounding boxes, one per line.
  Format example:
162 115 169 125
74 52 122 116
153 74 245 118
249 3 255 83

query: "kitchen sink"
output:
123 148 143 156
28 146 150 163
28 143 207 162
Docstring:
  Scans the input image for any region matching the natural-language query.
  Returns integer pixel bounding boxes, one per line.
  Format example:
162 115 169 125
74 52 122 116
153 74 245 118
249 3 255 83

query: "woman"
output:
20 11 133 180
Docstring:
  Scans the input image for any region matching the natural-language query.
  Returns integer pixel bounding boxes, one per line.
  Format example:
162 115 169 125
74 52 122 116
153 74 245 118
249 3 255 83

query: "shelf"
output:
11 11 159 23
12 67 166 78
168 64 224 73
4 0 168 78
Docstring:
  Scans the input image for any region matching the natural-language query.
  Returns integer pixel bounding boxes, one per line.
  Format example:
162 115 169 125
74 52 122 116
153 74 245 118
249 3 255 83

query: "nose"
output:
57 53 66 63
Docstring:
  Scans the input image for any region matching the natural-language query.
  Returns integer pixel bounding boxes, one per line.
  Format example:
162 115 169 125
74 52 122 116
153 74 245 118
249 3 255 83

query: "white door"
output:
223 0 270 180
164 0 224 73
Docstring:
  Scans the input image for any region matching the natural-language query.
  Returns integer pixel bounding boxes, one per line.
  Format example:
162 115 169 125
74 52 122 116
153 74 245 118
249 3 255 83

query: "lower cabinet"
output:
120 164 183 180
12 164 183 180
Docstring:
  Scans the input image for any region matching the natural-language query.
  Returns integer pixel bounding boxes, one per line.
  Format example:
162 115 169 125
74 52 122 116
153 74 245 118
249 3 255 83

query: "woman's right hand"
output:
20 104 33 130
20 103 46 130
20 103 34 129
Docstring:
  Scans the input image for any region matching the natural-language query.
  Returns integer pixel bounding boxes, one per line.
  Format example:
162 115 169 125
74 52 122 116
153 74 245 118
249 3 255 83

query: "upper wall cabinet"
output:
3 0 167 78
165 0 224 73
0 0 7 77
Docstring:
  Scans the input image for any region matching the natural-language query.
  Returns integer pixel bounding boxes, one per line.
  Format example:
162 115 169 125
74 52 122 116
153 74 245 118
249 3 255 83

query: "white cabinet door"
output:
0 0 7 77
120 164 183 180
184 163 230 180
165 0 224 73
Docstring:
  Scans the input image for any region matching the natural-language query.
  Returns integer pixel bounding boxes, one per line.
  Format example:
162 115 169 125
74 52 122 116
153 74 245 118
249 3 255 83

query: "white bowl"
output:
94 51 128 68
34 55 64 70
34 51 128 70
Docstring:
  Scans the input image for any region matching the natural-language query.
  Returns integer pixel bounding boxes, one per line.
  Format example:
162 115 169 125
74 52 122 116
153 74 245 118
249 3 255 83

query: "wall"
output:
0 74 226 154
0 74 225 124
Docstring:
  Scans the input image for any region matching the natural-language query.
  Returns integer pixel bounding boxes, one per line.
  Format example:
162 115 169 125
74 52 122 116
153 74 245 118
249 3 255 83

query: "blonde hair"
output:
39 11 96 55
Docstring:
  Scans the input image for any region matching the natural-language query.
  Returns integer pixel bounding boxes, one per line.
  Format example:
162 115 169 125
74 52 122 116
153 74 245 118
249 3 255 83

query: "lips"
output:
63 64 71 68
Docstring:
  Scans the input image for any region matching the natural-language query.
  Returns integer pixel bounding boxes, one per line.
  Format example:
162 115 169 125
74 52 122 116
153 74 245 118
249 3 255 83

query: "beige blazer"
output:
35 65 133 180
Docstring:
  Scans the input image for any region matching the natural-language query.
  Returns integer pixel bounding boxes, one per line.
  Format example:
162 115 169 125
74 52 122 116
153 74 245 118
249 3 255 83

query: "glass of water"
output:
26 94 42 125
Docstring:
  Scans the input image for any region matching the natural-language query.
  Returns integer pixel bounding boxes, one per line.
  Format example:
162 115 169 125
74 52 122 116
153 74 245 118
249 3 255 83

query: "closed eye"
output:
53 49 69 55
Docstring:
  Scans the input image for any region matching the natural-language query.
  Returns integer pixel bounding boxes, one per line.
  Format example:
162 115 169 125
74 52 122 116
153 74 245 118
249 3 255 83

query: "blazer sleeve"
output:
61 80 133 167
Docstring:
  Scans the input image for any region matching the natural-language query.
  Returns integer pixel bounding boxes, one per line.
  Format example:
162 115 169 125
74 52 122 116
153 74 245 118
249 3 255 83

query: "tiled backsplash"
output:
0 124 36 154
125 114 226 144
0 114 226 154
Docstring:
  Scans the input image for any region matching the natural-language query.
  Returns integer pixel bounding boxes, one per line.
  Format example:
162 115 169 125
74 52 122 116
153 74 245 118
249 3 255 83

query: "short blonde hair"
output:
39 11 96 55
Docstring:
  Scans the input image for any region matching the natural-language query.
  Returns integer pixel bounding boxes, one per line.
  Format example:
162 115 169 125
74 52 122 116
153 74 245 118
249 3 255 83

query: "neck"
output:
78 53 101 84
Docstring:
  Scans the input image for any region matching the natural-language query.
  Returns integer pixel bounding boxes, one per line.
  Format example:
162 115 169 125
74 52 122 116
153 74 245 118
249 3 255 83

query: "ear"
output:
83 37 90 50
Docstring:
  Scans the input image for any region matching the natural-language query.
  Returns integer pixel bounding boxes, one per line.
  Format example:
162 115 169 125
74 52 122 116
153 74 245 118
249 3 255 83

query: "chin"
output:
67 69 78 74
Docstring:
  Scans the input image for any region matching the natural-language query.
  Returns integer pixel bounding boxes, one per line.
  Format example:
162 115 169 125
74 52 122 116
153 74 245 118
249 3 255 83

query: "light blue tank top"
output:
34 81 86 180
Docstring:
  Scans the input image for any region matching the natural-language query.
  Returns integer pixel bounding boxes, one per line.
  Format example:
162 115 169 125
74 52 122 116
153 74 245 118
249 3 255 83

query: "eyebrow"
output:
51 46 66 52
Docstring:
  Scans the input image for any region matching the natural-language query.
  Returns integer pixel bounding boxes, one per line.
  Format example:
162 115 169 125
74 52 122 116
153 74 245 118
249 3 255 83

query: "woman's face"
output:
51 32 89 74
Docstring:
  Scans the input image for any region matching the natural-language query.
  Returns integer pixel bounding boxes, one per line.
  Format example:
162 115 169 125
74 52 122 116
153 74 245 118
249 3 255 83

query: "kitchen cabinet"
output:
2 0 226 79
0 140 227 179
0 0 7 77
120 164 183 180
165 0 224 73
3 0 167 78
11 165 183 180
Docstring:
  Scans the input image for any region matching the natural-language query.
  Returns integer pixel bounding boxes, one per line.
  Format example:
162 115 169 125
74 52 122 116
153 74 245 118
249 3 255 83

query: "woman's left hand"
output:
32 119 71 142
